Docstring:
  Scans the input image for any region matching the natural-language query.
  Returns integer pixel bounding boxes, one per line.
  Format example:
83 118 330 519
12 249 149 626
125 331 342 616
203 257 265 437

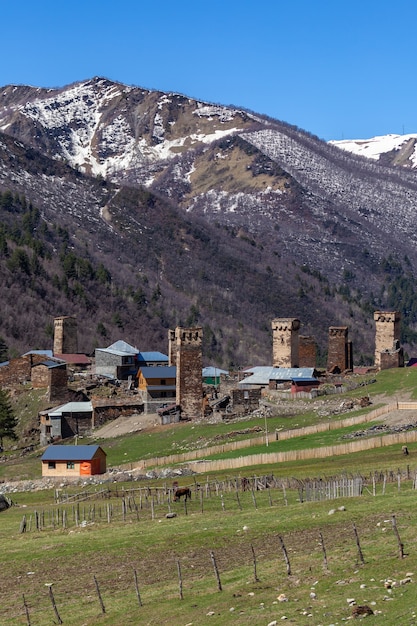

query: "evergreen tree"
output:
0 337 8 363
0 388 17 449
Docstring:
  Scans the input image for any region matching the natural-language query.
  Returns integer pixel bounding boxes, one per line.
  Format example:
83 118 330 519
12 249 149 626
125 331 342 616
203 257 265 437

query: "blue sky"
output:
1 0 416 141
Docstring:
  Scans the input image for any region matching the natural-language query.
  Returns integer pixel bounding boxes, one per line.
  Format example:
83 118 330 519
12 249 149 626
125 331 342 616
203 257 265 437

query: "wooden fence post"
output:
210 551 222 591
278 535 291 576
352 522 365 565
177 559 184 600
391 515 405 559
47 584 63 624
319 530 328 570
22 593 31 626
133 569 143 606
20 515 27 533
94 575 106 614
251 544 260 582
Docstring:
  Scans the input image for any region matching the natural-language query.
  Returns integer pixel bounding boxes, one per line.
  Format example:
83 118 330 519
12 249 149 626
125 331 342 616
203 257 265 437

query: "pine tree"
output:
0 388 17 449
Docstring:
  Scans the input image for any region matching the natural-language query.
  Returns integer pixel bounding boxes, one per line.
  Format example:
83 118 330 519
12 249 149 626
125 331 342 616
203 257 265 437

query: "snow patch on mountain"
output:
330 133 417 167
1 79 250 180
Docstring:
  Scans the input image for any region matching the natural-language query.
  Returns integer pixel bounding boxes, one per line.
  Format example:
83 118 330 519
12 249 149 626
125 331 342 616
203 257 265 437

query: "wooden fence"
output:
117 402 417 473
183 430 417 473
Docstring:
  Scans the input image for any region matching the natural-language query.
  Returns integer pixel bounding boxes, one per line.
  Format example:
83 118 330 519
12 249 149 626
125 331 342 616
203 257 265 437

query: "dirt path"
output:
93 412 160 438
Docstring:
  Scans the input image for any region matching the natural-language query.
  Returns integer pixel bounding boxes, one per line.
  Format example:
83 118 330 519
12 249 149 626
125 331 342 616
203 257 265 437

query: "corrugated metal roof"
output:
270 368 316 380
42 445 104 461
202 366 229 377
23 350 53 358
238 367 316 385
48 402 93 417
138 351 168 362
54 353 91 364
243 366 273 374
139 366 176 378
33 359 66 369
107 340 138 354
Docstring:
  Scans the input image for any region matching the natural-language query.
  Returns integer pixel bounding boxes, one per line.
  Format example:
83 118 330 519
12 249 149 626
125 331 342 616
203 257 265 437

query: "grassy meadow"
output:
2 368 417 624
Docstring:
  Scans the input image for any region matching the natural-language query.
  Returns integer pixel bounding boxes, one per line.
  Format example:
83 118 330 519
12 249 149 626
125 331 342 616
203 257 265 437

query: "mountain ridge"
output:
0 78 416 365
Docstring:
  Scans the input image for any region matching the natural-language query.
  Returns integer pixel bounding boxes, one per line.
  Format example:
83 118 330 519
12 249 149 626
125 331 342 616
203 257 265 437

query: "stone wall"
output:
49 367 69 402
232 388 262 409
53 316 78 354
91 397 144 428
374 311 401 368
271 318 300 368
168 329 177 366
31 364 50 388
175 326 203 419
327 327 350 371
380 348 404 370
0 354 46 387
299 335 317 368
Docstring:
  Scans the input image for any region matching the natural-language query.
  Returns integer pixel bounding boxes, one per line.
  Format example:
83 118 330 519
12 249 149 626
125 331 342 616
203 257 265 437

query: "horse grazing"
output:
174 487 192 502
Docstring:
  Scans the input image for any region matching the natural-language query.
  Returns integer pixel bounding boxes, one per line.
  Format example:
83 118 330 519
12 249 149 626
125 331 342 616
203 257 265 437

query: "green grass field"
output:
2 368 417 624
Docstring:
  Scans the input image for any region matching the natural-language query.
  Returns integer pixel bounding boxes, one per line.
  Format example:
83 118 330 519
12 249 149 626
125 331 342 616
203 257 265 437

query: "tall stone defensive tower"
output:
327 326 352 372
168 329 177 366
53 316 78 355
299 335 317 368
175 326 203 418
374 311 401 368
271 318 300 368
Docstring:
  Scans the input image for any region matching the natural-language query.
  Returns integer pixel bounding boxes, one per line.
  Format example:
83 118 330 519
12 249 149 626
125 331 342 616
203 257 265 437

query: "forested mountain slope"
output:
0 78 416 364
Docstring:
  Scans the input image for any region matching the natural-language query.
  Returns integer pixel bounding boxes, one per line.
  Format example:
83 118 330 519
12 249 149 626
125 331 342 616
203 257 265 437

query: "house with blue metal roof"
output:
95 340 139 380
41 445 106 477
137 351 169 366
238 366 319 394
137 366 176 413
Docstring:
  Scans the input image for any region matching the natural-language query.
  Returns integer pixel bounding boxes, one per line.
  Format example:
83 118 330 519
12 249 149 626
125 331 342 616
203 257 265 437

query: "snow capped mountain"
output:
0 77 258 183
329 133 417 168
2 77 417 360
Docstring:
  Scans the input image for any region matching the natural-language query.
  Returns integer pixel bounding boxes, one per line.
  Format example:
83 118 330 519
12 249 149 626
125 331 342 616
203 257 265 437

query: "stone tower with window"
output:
53 316 78 355
327 326 352 372
271 318 300 368
174 326 203 418
374 311 402 369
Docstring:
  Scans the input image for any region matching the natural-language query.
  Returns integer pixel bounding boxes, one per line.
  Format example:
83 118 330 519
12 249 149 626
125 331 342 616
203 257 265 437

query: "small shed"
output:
203 366 229 386
290 377 320 394
39 401 93 445
41 445 106 477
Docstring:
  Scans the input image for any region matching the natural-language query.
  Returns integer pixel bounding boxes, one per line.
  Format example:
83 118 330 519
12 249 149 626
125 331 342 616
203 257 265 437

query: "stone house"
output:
39 401 93 445
41 444 106 477
95 340 139 380
0 352 52 387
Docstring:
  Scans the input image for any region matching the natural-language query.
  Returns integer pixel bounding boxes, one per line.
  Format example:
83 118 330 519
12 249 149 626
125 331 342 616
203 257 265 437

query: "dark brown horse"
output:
174 487 192 502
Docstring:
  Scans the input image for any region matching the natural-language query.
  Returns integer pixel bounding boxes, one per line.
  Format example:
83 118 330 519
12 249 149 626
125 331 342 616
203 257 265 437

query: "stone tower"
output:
374 311 402 368
53 316 78 354
168 329 177 366
299 335 317 368
174 326 203 418
271 318 300 368
327 326 352 372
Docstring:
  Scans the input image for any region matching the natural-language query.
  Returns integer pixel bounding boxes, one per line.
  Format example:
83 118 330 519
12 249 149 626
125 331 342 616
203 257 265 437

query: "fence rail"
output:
117 402 417 473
